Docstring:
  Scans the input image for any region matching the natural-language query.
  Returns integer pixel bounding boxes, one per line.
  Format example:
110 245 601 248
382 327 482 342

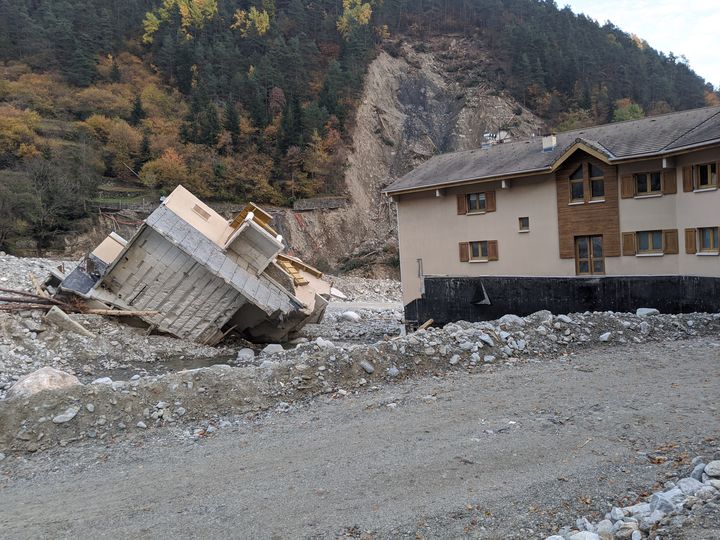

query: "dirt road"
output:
1 339 719 539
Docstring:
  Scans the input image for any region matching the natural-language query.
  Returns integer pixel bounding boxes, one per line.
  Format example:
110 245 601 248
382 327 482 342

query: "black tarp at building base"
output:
405 275 720 327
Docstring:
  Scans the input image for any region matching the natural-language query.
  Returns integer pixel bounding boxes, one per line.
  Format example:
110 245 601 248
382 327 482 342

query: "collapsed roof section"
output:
57 185 330 344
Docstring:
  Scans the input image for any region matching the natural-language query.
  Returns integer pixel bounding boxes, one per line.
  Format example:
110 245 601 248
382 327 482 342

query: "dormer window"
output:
569 166 584 201
568 162 604 203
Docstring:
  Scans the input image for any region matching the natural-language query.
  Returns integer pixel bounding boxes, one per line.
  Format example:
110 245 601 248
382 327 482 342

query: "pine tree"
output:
224 100 241 150
109 59 121 83
130 95 145 125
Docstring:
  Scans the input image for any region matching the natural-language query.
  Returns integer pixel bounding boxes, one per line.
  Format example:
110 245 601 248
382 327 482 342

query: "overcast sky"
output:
563 0 719 89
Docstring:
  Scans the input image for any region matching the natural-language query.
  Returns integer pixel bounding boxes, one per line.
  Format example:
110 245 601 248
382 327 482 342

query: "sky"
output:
563 0 720 88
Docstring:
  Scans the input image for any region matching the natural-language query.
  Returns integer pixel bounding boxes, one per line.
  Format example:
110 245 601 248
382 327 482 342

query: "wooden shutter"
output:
663 229 679 254
662 170 677 194
682 166 693 192
487 240 499 261
620 175 635 198
685 228 697 254
622 232 636 256
459 242 469 262
456 194 467 215
485 190 496 212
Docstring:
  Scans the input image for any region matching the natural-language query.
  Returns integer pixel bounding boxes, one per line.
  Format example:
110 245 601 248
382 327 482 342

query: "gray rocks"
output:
483 355 496 363
649 488 682 513
387 366 400 378
340 311 361 323
315 337 335 348
498 314 525 327
610 507 624 521
598 332 611 342
705 460 720 477
448 355 460 365
636 307 659 317
52 405 80 424
262 344 284 355
136 421 147 429
359 360 375 374
6 367 82 400
478 334 494 347
85 403 95 413
236 348 255 363
690 463 705 481
677 477 704 495
568 531 600 540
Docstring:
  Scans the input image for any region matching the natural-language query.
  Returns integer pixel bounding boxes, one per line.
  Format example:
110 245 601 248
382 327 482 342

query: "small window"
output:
569 165 584 202
192 204 211 221
636 230 663 254
469 240 489 261
518 216 530 231
589 163 604 178
699 227 719 252
635 172 662 195
695 163 718 189
466 192 487 213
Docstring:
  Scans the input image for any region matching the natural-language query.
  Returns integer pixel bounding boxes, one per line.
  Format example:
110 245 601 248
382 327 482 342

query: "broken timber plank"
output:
83 309 160 317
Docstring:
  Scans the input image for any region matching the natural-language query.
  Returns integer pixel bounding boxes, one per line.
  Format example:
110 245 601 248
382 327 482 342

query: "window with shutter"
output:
459 242 469 262
662 229 678 254
682 166 693 192
620 175 635 198
636 230 664 254
698 227 719 252
684 228 697 254
662 170 677 194
622 232 636 256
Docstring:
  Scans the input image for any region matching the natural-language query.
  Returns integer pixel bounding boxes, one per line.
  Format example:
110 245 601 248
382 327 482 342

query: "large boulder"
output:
6 367 81 400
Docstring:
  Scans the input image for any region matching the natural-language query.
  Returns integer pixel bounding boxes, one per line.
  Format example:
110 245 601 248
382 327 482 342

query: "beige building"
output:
384 106 720 319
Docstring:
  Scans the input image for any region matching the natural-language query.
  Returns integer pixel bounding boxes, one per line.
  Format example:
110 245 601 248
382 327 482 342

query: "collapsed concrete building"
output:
52 185 330 344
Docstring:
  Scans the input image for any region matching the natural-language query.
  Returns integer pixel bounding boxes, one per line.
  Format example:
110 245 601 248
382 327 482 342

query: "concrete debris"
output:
48 186 332 345
6 367 81 400
43 306 94 338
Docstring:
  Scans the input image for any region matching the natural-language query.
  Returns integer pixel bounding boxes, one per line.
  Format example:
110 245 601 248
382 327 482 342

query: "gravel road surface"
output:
1 339 718 539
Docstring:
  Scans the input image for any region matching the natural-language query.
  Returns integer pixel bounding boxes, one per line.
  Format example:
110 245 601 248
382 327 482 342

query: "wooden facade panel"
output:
556 152 621 259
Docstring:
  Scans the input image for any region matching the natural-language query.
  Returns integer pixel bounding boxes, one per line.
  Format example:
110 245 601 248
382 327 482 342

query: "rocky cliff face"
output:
277 36 544 276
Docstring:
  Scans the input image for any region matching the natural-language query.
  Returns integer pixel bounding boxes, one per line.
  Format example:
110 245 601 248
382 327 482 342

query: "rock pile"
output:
324 275 402 303
545 459 720 540
2 308 720 454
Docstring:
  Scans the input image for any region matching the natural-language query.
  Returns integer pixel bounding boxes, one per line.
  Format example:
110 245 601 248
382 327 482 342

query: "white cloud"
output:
563 0 720 88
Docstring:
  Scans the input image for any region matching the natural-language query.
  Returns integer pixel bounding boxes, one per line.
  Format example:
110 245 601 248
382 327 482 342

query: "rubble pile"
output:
3 305 720 455
0 311 235 398
0 254 75 290
325 275 402 303
545 459 720 540
298 307 404 344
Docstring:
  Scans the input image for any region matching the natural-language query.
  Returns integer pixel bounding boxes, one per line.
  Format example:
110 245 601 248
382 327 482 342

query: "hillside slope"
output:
275 36 542 275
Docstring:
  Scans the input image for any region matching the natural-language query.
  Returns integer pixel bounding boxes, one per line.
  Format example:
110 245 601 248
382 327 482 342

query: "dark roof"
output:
385 106 720 194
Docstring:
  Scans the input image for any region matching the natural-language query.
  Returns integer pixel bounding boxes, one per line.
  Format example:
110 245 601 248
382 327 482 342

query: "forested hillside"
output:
0 0 717 252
